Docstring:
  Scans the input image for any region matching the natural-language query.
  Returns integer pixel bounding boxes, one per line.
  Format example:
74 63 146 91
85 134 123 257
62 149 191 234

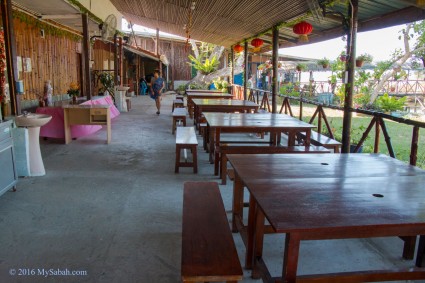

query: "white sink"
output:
115 86 130 91
15 113 52 128
15 113 53 176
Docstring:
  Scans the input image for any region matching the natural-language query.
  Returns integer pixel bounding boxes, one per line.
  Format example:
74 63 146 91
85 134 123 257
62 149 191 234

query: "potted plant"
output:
376 93 406 114
98 72 115 97
295 63 307 72
67 82 80 104
317 57 330 69
176 84 186 95
356 53 373 67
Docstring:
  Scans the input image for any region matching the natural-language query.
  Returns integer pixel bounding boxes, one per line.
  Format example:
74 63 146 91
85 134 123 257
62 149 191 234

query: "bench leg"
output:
175 145 181 173
172 118 176 135
221 153 227 185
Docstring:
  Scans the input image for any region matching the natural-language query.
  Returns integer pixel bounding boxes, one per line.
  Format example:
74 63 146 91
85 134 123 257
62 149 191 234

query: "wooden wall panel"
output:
12 20 81 101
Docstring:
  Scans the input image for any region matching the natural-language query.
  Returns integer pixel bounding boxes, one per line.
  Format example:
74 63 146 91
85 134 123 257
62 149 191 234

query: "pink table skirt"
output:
36 95 120 139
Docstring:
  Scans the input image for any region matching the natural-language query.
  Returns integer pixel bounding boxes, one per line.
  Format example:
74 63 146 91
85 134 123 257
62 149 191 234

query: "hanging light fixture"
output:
184 1 196 50
251 38 264 52
233 44 244 53
293 21 313 42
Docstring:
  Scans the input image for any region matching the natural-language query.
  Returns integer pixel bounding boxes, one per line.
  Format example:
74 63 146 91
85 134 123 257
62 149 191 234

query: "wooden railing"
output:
230 84 425 167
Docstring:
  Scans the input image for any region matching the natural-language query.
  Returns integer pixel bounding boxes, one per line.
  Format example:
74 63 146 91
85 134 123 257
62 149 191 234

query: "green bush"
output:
376 93 406 112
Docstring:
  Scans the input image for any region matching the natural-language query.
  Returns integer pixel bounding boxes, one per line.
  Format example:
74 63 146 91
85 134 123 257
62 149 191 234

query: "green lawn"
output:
291 105 425 169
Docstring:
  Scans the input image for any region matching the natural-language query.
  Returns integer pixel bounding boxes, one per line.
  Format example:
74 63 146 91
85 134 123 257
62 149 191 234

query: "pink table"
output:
36 96 119 139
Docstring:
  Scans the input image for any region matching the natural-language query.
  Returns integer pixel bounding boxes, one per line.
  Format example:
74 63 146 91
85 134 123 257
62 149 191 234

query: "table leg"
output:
193 105 198 125
416 235 425 267
252 205 266 279
214 128 221 175
305 129 311 146
287 131 296 146
246 194 260 269
232 173 244 233
282 233 301 283
208 128 214 163
106 109 111 144
64 109 71 144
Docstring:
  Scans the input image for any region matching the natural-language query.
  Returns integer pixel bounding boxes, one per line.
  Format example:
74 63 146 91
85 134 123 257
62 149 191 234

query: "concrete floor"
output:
0 94 419 282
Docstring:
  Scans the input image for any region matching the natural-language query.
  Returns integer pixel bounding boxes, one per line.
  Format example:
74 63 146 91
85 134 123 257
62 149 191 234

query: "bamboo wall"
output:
12 20 81 101
92 40 114 71
136 37 193 81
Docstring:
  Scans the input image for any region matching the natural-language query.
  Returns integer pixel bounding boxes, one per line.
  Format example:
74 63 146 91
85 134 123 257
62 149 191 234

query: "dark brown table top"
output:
247 175 425 234
186 89 224 93
187 93 232 97
227 153 425 235
227 153 425 181
204 113 315 130
192 99 258 107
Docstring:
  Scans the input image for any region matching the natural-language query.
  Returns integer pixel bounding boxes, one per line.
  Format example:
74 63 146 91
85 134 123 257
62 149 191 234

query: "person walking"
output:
149 69 165 115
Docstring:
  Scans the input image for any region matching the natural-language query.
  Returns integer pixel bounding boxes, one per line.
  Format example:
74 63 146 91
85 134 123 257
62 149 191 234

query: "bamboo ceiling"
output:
110 0 425 51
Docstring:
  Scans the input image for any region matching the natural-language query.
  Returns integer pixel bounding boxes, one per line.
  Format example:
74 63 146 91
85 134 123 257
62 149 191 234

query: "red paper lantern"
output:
293 21 313 42
233 44 244 53
251 38 264 52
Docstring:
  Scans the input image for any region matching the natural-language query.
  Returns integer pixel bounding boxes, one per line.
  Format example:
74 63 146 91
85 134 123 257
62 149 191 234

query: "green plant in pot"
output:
98 72 115 97
176 84 186 95
356 53 373 67
295 63 307 72
376 93 406 114
212 78 229 92
317 57 330 69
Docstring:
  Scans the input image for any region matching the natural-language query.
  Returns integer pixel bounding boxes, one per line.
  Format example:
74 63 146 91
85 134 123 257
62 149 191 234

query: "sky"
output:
123 19 408 63
281 24 406 62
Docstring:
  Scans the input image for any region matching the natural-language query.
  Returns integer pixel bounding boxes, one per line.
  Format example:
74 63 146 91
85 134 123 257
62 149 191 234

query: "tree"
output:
369 21 425 103
187 40 243 87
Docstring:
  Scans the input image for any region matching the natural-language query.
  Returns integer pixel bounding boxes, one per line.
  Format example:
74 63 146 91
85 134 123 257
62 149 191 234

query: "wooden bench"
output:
172 108 187 134
218 144 330 184
181 181 243 283
175 127 198 173
172 99 184 112
298 131 341 153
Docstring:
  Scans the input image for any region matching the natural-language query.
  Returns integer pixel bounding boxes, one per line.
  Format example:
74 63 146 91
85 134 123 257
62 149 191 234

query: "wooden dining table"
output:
204 113 316 175
227 153 425 283
192 99 259 127
186 93 233 118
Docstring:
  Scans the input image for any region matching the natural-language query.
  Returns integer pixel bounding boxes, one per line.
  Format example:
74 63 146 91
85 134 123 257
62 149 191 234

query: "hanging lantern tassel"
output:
293 21 313 42
251 38 264 52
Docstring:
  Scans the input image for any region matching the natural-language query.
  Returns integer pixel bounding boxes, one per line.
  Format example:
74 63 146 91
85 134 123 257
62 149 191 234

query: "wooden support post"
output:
82 13 91 100
113 34 118 86
119 37 123 86
272 26 279 113
1 0 19 115
410 126 419 166
231 49 234 92
243 41 248 100
342 0 358 153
